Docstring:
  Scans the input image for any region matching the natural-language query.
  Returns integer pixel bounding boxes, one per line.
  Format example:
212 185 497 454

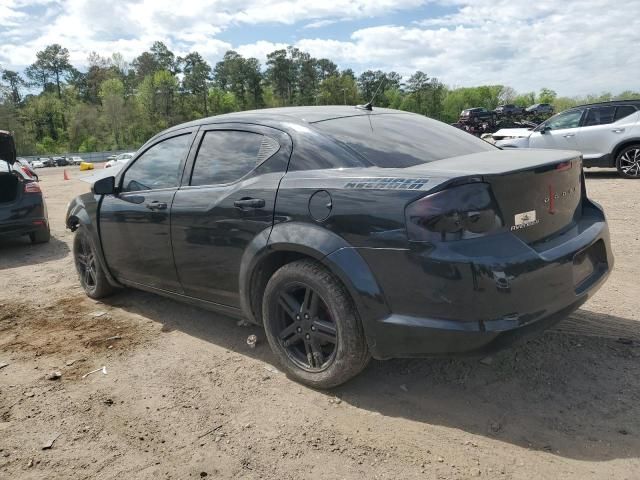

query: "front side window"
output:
584 106 616 126
121 134 191 192
541 110 583 131
191 130 279 186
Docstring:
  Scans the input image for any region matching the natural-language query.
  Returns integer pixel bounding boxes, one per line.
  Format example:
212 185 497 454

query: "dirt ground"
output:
1 165 639 480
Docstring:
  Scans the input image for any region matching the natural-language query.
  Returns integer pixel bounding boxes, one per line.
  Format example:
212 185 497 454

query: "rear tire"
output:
73 227 115 299
262 259 370 389
29 226 50 244
616 144 640 178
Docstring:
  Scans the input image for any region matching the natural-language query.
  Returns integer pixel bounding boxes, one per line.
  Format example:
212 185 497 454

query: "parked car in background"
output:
39 157 55 167
495 104 525 116
66 106 612 388
69 156 83 165
496 100 640 178
459 107 495 123
32 159 45 169
106 154 118 161
53 156 70 166
1 131 50 243
104 152 135 169
526 103 554 115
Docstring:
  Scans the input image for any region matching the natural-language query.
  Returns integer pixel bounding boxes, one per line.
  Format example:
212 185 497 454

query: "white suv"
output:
495 101 640 178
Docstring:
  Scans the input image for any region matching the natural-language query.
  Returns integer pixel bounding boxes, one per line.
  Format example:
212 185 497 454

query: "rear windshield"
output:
312 113 495 168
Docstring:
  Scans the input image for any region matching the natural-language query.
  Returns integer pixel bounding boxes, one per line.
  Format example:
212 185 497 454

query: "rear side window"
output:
312 114 495 168
191 130 279 186
584 106 616 126
615 105 637 121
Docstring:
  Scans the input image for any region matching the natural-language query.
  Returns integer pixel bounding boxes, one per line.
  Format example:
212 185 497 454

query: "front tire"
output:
73 227 115 299
616 144 640 178
262 259 370 389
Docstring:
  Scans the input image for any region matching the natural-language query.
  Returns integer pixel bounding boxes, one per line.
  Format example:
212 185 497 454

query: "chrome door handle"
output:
612 128 625 133
146 201 167 210
234 198 265 209
563 134 575 138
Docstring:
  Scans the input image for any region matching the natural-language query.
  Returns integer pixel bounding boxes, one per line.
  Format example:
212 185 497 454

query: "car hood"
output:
79 163 125 184
0 130 16 165
492 128 533 139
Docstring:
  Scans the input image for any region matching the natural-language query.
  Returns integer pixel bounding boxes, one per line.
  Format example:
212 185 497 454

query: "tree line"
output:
0 41 638 155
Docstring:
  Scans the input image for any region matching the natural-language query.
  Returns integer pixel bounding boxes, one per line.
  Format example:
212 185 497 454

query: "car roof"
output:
572 99 640 109
161 106 405 134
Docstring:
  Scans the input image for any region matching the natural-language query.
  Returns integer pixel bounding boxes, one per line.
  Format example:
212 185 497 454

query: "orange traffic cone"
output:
63 169 69 180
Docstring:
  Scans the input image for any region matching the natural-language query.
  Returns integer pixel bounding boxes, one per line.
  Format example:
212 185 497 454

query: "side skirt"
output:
119 279 245 320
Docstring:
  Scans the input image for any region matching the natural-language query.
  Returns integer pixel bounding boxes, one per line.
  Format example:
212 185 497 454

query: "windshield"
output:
312 113 496 168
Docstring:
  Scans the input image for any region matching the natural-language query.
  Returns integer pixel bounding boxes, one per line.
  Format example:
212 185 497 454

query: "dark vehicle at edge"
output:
459 107 495 123
526 103 555 115
495 104 525 116
1 130 50 244
65 107 613 388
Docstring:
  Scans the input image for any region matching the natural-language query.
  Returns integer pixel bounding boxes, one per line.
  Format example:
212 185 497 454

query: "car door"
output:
578 105 639 159
528 109 584 151
171 124 292 307
577 105 618 159
99 129 196 292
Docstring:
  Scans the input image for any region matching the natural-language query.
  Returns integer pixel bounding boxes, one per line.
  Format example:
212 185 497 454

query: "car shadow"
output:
0 234 70 270
584 169 620 179
102 289 640 462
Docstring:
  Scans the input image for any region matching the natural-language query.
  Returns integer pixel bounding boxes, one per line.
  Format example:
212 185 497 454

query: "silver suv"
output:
496 100 640 178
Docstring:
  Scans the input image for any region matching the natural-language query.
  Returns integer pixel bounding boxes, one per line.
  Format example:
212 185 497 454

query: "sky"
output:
1 0 639 96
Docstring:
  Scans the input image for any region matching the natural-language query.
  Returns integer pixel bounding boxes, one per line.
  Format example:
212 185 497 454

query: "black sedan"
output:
1 131 50 243
66 107 612 388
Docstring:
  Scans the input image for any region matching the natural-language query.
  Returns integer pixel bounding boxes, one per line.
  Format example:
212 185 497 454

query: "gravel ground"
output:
1 166 639 480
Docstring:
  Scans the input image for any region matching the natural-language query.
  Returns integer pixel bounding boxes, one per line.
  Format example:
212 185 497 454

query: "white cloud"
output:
1 0 638 95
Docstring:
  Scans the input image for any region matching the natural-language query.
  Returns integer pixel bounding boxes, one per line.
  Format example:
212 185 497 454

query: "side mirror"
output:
539 125 551 134
92 176 116 195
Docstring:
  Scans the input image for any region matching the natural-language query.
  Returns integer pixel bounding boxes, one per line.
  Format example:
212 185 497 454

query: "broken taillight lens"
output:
405 182 503 242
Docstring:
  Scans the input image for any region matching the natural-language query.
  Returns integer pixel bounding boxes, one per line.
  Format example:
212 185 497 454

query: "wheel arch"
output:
612 138 640 163
239 222 390 345
66 194 122 288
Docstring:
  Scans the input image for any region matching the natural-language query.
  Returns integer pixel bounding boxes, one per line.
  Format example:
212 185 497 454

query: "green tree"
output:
318 73 358 105
538 87 557 104
99 78 126 147
402 71 446 118
182 52 212 115
32 44 74 99
265 49 296 105
1 70 26 104
357 70 401 106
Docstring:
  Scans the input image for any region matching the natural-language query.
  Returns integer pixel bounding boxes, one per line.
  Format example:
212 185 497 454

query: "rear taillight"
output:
405 183 503 242
24 182 41 194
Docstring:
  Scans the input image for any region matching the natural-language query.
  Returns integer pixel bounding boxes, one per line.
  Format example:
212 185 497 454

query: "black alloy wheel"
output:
617 145 640 178
262 259 370 389
73 228 115 299
75 233 98 293
275 283 337 371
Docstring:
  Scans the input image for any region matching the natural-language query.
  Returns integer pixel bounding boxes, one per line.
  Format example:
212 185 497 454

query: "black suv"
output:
495 104 525 116
66 107 612 387
459 107 495 123
526 103 554 115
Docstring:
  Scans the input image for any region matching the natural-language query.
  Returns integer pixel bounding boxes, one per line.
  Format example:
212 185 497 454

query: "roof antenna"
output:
357 77 385 111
